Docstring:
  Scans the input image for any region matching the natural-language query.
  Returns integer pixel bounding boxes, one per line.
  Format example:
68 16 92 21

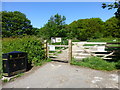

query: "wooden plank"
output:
101 51 114 59
68 40 72 63
86 42 107 44
72 50 108 53
73 53 91 56
54 45 68 47
83 46 98 48
72 50 85 52
44 40 48 59
83 46 95 48
74 56 86 59
94 54 109 56
103 58 112 60
72 42 87 44
49 56 57 58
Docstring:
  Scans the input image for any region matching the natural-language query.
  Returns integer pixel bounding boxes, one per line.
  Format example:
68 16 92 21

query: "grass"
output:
71 56 117 71
107 44 120 47
49 51 56 53
83 44 96 46
2 73 24 83
57 51 62 54
0 55 2 79
72 39 80 42
87 37 120 43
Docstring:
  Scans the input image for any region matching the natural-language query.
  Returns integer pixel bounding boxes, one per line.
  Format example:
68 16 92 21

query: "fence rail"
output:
53 45 68 47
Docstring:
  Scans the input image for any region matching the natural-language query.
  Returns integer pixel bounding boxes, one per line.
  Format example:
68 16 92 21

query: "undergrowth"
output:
71 56 117 71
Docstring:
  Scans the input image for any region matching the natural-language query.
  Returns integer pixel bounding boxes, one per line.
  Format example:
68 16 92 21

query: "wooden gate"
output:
44 40 72 63
72 42 115 61
44 40 119 63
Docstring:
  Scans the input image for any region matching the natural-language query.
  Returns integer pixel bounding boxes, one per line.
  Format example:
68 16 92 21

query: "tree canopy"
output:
66 18 105 40
104 17 120 38
38 13 67 39
2 11 36 37
2 11 119 40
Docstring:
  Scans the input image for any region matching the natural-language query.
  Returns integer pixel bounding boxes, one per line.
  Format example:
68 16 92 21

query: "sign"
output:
51 37 56 43
49 45 55 51
97 46 105 52
56 37 61 42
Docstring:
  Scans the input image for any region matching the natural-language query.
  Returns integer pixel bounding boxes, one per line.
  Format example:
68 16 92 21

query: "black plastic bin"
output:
2 51 28 77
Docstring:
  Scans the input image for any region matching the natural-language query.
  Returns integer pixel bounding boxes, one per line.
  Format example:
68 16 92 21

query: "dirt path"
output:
2 61 119 88
52 49 68 62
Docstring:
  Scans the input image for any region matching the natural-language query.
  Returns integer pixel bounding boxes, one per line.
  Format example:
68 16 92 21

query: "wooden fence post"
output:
44 40 49 59
47 42 49 58
68 39 72 63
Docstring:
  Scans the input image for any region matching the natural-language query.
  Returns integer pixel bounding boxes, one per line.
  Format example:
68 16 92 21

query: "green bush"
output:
116 60 120 69
2 36 46 66
71 56 116 71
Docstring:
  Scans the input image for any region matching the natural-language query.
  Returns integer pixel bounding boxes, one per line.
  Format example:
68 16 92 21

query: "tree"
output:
39 13 66 39
2 11 35 37
102 1 120 38
67 18 105 40
102 1 120 19
104 17 120 37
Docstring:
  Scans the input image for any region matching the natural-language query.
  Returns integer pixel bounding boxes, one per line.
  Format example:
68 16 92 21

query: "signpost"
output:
51 37 62 43
51 37 56 43
49 45 55 51
55 37 61 43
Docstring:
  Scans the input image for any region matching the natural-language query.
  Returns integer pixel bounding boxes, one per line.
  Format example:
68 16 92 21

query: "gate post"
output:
44 40 49 59
68 40 72 63
47 42 49 58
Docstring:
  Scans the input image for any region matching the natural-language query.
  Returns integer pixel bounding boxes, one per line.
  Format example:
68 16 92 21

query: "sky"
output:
2 2 116 28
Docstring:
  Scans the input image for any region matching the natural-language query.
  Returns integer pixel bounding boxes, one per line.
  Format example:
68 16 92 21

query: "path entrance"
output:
44 40 72 63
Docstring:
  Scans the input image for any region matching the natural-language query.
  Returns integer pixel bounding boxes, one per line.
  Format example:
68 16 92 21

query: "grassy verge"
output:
71 56 117 71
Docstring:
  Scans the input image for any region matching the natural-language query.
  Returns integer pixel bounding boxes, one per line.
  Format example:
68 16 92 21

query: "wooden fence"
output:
44 40 120 63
